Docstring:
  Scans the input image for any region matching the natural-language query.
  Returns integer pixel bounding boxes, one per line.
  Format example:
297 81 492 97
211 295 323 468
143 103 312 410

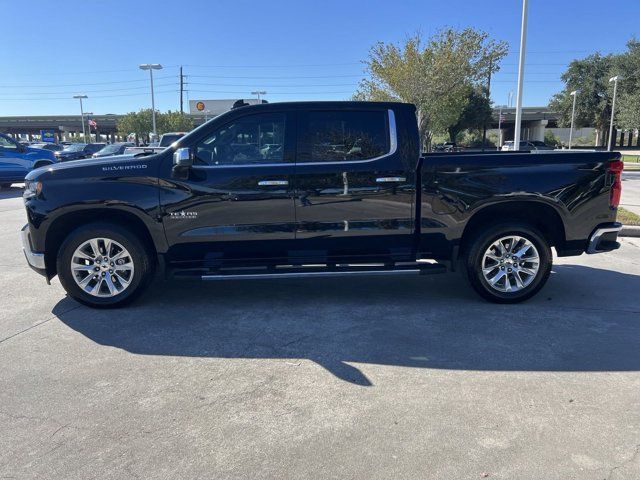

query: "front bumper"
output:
21 224 46 274
586 222 623 254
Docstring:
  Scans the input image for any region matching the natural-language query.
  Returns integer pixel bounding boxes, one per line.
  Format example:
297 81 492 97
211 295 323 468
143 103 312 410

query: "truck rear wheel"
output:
57 223 155 308
464 223 552 303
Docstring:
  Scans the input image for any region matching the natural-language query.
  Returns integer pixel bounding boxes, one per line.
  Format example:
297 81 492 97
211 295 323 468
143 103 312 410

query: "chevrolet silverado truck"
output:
20 101 623 308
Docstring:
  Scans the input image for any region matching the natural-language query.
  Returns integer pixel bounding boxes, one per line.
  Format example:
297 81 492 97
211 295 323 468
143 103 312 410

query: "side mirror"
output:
172 147 192 179
173 147 193 168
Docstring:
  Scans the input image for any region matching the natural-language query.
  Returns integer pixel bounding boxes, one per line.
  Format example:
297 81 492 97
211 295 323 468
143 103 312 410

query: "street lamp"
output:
513 0 529 151
608 75 621 152
73 94 88 142
204 110 211 121
251 90 266 102
139 63 163 139
569 90 578 149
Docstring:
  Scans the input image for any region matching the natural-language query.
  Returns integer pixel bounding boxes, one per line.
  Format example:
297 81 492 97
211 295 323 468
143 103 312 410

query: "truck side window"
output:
297 110 389 163
194 113 286 166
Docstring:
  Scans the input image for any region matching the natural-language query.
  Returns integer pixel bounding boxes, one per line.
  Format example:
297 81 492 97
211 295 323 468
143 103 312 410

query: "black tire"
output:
57 222 155 308
463 223 552 304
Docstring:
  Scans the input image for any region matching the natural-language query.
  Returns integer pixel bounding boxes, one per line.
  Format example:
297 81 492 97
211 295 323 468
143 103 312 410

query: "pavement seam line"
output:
0 304 81 346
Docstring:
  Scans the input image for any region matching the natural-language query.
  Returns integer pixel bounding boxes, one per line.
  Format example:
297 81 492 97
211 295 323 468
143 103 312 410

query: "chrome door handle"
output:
258 180 289 186
376 177 406 183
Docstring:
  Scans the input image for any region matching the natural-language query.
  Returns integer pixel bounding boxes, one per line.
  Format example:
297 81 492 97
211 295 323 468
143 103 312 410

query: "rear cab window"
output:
297 110 389 163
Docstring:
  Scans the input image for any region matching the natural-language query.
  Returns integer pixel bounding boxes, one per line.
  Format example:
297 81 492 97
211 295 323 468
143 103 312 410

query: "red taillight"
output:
609 159 624 208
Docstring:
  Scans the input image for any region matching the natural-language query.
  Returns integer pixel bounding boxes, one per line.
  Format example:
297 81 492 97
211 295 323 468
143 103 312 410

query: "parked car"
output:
434 142 460 152
501 140 554 151
21 101 623 308
124 132 186 157
92 142 135 158
0 133 56 188
55 143 106 161
31 143 64 152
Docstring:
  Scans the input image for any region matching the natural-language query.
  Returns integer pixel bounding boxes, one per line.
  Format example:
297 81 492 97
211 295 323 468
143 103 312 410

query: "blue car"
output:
0 133 56 188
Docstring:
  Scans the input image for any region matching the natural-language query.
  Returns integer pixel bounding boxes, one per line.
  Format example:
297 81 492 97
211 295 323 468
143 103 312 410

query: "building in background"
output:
188 98 265 116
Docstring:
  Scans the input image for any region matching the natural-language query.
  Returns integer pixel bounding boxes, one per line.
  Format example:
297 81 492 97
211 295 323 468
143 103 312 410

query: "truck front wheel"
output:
57 223 155 308
464 223 552 303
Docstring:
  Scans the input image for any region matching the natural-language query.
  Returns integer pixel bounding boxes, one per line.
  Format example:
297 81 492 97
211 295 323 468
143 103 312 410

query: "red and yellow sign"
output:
196 101 205 111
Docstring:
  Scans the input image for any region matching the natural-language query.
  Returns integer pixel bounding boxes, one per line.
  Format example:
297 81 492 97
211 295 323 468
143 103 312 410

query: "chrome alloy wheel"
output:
481 235 540 293
70 238 134 297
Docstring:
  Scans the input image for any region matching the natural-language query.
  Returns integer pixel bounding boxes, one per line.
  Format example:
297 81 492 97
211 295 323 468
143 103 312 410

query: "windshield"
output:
97 144 120 154
62 144 86 152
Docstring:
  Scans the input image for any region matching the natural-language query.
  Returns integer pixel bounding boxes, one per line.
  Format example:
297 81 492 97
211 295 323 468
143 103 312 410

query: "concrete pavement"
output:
1 186 639 479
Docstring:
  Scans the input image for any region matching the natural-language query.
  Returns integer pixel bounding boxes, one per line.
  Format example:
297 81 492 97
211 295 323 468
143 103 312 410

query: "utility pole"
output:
497 106 503 150
73 94 88 142
251 90 266 102
481 57 493 152
139 63 163 139
608 76 621 152
513 0 529 151
569 90 578 149
179 66 184 114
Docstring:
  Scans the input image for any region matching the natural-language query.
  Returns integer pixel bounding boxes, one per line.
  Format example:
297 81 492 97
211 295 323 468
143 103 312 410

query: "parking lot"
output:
1 186 639 479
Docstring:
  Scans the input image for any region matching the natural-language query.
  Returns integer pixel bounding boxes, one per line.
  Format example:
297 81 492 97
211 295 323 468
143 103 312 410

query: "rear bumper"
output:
21 224 47 275
586 222 622 254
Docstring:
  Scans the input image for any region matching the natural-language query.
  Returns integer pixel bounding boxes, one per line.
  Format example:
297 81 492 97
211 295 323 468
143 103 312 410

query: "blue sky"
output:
1 0 637 116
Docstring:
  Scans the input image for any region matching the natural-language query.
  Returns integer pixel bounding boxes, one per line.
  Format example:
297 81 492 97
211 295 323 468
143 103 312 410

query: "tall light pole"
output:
569 90 578 149
513 0 529 151
608 75 621 151
251 90 266 102
139 63 163 140
204 110 211 121
73 94 88 142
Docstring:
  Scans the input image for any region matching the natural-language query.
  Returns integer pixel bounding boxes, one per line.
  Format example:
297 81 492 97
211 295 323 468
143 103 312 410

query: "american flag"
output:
87 119 97 129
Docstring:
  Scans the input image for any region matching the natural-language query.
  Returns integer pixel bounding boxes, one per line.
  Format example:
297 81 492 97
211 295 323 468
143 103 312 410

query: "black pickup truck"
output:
21 101 623 308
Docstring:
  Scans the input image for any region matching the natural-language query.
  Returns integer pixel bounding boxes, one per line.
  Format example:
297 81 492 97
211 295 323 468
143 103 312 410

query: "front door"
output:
293 108 414 261
161 111 296 267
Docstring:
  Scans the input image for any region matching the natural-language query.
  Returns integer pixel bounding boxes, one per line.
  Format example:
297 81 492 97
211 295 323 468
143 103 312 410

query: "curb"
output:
620 225 640 237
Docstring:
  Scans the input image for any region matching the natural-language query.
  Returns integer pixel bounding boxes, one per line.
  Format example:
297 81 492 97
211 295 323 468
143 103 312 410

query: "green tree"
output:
157 110 193 134
117 109 194 142
615 39 640 130
549 39 640 144
446 86 492 143
617 92 640 130
354 29 508 150
548 53 614 145
116 109 153 140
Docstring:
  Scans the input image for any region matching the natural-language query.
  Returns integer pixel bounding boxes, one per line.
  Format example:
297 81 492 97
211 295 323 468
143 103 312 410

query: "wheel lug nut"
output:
94 267 99 271
508 268 512 272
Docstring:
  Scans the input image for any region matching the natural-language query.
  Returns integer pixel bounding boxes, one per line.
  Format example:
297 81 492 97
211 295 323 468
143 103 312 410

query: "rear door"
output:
293 107 414 261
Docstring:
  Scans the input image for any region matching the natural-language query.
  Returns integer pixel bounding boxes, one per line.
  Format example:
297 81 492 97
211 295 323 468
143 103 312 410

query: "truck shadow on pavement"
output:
53 264 640 386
